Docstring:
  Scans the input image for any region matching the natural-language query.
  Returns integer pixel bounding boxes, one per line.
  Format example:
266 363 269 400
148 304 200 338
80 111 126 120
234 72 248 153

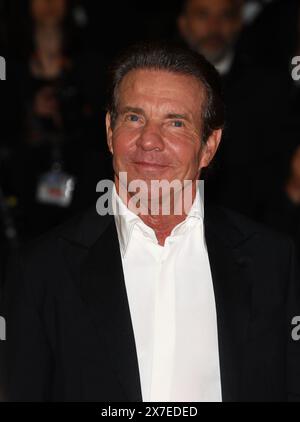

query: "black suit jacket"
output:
2 205 300 402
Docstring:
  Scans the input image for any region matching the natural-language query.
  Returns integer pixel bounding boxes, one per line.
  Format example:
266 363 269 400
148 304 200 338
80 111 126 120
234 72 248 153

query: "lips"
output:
134 161 169 168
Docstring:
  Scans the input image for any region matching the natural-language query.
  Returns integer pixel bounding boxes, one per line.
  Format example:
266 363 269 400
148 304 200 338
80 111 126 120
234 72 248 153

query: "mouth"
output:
133 161 170 169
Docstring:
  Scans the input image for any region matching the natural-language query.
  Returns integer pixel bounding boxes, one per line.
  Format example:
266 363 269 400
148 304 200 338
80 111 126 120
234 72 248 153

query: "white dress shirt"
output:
112 185 222 402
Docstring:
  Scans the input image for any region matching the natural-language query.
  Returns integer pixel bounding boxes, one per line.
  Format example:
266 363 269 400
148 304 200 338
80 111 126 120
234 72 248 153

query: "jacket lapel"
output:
78 214 142 402
205 207 253 402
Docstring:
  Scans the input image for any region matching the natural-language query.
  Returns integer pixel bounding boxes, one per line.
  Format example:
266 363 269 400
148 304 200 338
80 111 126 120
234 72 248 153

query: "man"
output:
3 43 300 402
177 0 293 220
178 0 244 75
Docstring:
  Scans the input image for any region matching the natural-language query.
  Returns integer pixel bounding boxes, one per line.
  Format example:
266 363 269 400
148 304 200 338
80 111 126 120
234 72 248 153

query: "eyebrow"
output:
119 106 145 115
166 113 191 122
119 107 191 122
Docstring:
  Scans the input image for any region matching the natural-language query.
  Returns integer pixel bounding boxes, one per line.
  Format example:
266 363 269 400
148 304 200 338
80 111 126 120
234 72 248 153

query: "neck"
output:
35 22 61 35
115 177 199 246
139 213 188 246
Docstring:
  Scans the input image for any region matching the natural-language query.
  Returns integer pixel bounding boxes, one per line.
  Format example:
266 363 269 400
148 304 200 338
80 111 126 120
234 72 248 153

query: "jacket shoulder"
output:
4 208 113 299
205 204 294 250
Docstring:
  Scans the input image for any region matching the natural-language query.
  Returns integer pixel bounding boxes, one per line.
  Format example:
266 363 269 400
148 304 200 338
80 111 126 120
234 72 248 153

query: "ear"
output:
106 112 114 155
198 129 222 170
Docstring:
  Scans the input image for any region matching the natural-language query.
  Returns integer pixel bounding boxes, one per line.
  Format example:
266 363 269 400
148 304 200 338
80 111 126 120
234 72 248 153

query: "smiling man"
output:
3 43 300 402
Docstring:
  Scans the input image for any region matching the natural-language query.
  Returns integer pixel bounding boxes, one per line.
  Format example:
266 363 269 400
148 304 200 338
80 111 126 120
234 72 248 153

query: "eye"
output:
172 120 184 128
195 10 208 19
126 114 140 122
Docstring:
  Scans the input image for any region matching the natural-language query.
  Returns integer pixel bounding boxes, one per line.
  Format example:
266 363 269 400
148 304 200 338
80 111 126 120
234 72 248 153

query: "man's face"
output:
106 69 221 200
179 0 243 64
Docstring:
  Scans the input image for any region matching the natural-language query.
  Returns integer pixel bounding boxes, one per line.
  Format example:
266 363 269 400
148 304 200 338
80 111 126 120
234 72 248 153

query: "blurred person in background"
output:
178 0 244 75
178 0 293 219
1 0 110 242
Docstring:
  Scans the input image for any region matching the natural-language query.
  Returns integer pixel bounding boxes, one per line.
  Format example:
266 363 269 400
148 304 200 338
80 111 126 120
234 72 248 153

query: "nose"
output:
206 16 223 37
136 121 164 152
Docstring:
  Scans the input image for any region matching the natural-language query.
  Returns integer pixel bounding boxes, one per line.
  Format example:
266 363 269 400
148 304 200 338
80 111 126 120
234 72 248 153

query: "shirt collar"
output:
215 51 235 76
112 183 203 258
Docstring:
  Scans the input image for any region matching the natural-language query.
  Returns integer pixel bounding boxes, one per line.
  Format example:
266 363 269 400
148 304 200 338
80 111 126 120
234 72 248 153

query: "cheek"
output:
111 134 138 173
170 136 201 164
223 23 237 38
190 18 205 35
184 149 203 177
112 141 128 158
112 130 135 156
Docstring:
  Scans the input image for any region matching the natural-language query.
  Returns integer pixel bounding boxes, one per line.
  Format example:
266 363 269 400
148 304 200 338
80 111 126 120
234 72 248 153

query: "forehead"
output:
117 69 205 115
187 0 237 13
